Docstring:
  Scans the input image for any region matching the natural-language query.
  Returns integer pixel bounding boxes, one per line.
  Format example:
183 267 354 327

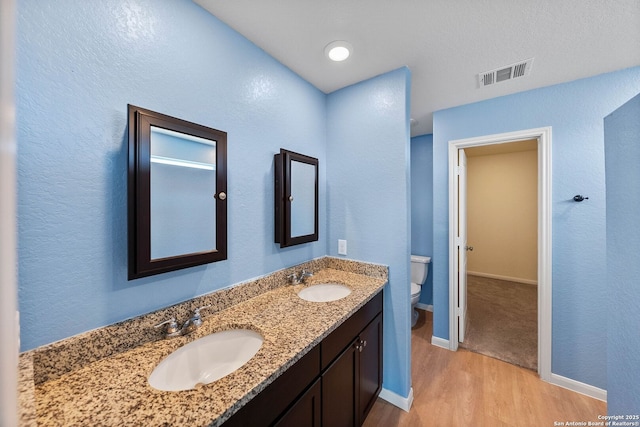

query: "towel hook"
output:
573 195 589 202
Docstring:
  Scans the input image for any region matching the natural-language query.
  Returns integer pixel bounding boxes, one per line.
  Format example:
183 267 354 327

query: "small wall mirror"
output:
274 149 319 247
128 105 227 279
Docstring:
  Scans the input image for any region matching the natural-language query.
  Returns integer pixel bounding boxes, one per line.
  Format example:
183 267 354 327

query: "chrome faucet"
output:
288 269 313 285
154 305 212 338
180 305 211 335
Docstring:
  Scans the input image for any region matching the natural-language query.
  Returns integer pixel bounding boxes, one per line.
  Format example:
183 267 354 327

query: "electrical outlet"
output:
338 239 347 255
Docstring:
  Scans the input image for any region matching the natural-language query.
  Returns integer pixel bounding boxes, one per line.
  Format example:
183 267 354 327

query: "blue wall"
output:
432 66 640 389
16 0 328 350
410 134 433 305
605 93 640 413
16 0 412 398
327 68 412 398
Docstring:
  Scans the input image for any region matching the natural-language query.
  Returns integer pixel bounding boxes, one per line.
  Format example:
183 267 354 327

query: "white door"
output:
449 128 551 378
458 149 468 342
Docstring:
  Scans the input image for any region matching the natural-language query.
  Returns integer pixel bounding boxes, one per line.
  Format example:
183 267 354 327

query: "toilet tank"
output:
410 255 431 285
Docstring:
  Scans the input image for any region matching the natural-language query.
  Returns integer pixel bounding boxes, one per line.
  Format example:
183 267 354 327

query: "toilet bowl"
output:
410 255 431 327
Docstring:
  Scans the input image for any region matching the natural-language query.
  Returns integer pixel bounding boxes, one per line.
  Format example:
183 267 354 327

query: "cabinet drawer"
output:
321 291 383 370
223 345 320 427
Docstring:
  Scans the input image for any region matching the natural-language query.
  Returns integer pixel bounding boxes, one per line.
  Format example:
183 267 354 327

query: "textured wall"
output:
327 68 412 398
432 66 640 389
410 134 434 305
605 93 640 413
466 148 538 283
16 0 327 350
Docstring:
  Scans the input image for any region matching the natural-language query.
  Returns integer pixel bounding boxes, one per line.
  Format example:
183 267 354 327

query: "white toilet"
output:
411 255 431 327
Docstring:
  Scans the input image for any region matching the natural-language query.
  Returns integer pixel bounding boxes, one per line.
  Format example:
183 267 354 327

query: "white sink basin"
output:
298 283 352 302
148 329 263 392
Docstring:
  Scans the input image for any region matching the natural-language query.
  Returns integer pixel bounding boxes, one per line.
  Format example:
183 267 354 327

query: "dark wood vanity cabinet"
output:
274 378 322 427
357 313 383 423
224 291 383 427
322 312 382 427
223 346 321 427
322 340 358 426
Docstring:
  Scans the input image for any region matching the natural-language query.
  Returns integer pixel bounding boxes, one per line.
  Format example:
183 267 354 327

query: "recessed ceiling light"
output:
324 41 352 62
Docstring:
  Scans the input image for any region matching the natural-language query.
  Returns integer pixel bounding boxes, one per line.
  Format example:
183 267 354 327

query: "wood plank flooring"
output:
362 310 606 427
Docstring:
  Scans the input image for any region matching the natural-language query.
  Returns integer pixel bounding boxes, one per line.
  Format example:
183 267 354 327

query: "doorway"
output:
460 140 538 370
447 127 552 381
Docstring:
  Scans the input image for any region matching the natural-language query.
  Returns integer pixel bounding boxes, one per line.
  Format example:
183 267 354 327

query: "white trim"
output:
0 0 18 425
448 140 460 351
430 336 450 350
537 129 553 382
549 373 607 402
467 271 537 286
415 303 433 312
379 387 414 412
448 127 552 383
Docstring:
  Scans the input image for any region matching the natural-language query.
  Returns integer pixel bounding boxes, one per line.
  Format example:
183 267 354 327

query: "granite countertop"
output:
32 268 386 426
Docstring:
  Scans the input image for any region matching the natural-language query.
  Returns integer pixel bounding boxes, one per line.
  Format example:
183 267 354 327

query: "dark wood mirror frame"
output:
127 105 227 280
274 148 319 247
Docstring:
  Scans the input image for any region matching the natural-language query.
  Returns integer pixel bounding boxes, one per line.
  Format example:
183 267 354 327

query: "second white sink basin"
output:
298 283 352 302
148 329 263 392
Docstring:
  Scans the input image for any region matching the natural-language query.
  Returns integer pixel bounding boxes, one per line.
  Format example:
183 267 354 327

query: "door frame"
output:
1 0 18 425
457 148 468 343
447 127 552 381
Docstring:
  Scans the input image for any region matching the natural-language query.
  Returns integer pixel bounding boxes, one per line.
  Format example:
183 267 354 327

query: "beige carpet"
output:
459 275 537 371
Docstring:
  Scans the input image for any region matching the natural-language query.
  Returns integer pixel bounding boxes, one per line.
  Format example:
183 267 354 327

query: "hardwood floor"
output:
362 310 606 427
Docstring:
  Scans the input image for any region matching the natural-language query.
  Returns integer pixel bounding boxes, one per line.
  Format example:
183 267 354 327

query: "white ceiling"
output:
195 0 640 136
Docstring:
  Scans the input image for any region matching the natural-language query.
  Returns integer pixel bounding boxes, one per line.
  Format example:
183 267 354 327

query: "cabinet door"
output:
274 378 321 427
322 340 358 427
358 313 383 425
223 346 320 427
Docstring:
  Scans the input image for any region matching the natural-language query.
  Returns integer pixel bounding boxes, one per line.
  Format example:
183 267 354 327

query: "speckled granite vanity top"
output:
21 258 386 426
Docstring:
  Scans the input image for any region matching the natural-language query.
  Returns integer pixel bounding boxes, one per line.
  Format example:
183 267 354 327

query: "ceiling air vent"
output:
478 58 534 88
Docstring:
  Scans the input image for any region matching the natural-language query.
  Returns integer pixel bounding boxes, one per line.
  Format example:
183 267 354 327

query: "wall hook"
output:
573 195 589 202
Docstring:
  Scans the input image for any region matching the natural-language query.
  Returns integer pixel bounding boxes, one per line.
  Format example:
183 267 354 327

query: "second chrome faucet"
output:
155 305 212 338
288 269 313 285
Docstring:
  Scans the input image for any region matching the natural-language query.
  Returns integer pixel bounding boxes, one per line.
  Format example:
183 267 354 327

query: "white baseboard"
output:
467 271 537 286
415 303 433 312
430 336 450 350
379 387 414 412
548 373 607 402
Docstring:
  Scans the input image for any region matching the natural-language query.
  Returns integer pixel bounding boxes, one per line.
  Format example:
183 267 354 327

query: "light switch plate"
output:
338 239 347 255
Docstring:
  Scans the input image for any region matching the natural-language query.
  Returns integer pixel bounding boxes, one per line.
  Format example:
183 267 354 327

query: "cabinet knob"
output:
216 192 227 200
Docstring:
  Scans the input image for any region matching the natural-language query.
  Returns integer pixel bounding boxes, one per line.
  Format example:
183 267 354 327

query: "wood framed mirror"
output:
128 105 227 279
274 149 319 247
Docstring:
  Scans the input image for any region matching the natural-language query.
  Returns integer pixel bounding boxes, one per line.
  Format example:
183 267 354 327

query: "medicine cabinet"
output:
274 149 319 247
128 105 227 279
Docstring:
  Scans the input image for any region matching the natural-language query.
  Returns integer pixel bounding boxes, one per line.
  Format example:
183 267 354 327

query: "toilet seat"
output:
411 282 421 297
